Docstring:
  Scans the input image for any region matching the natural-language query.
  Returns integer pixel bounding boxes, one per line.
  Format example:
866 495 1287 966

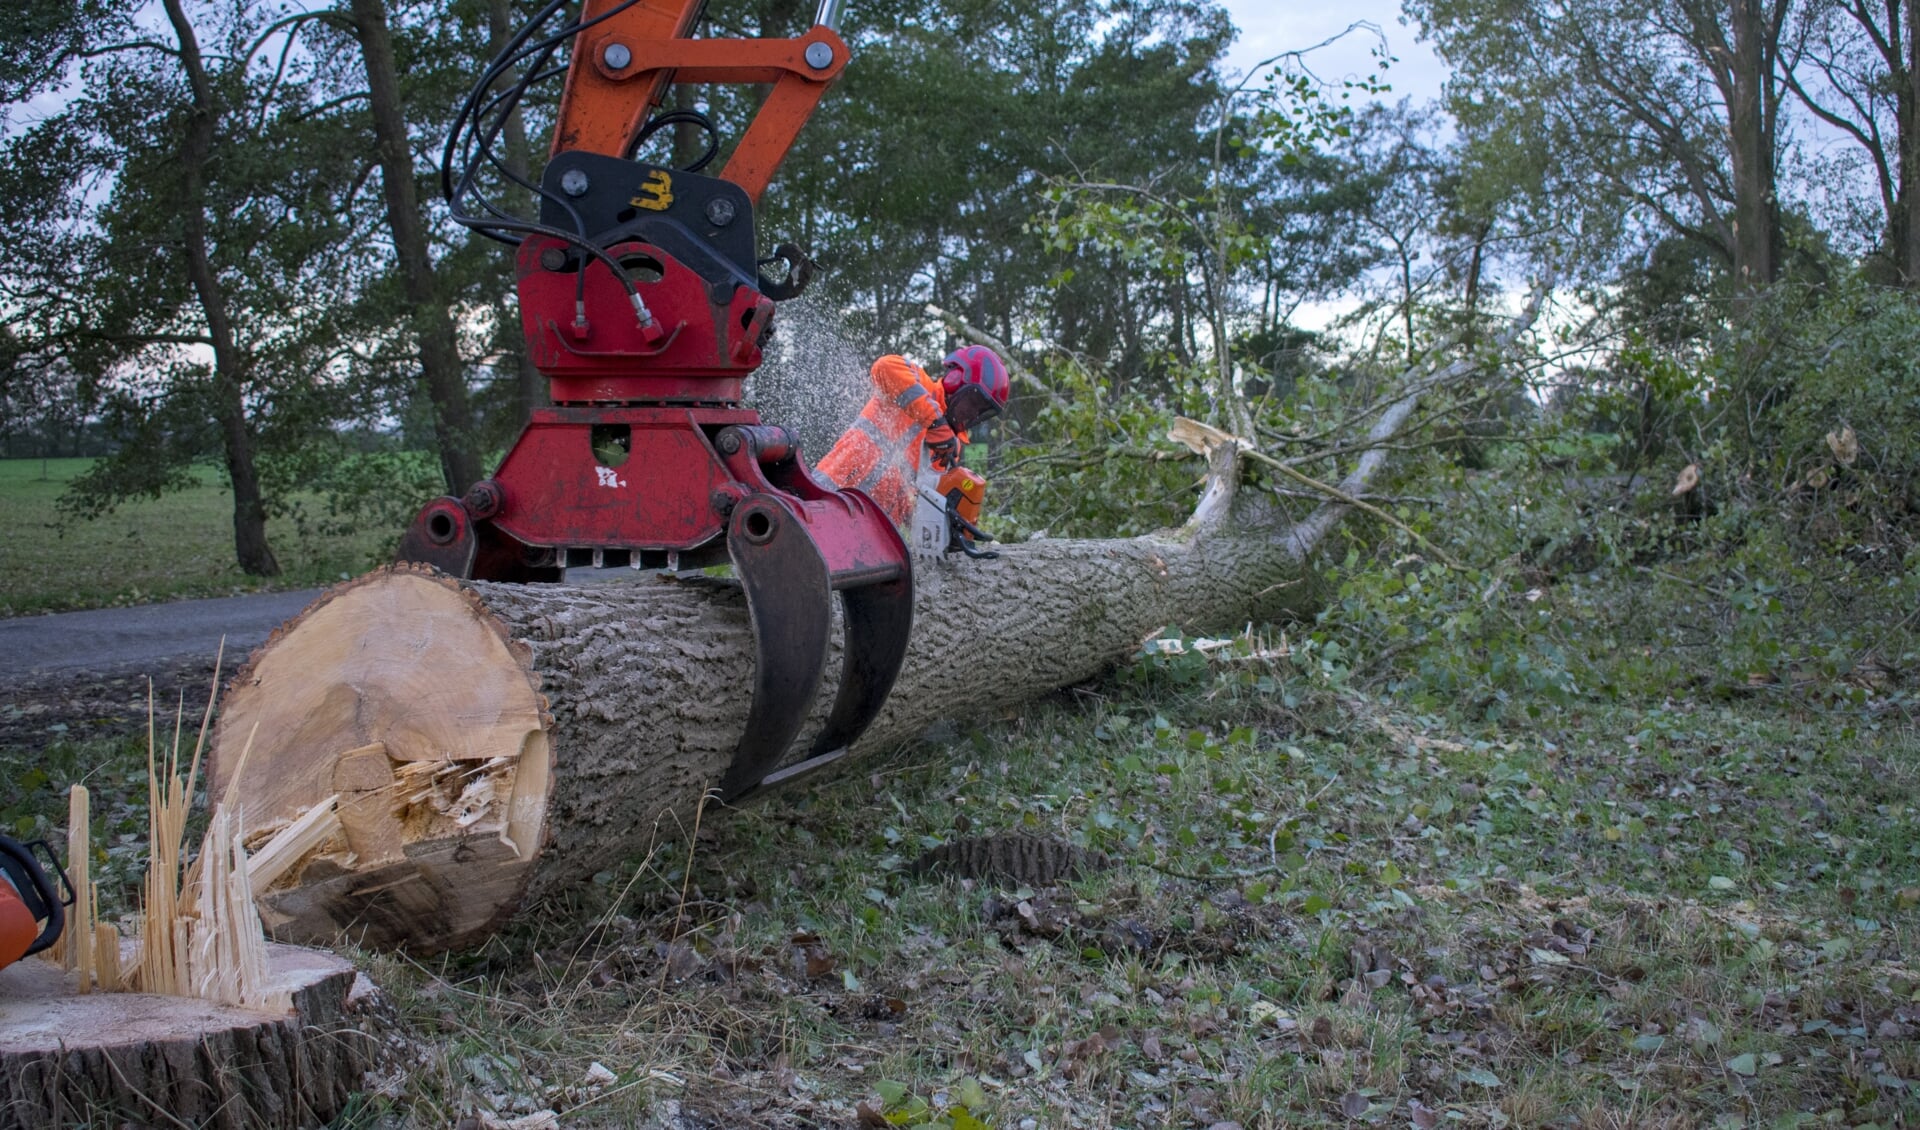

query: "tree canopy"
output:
0 0 1904 576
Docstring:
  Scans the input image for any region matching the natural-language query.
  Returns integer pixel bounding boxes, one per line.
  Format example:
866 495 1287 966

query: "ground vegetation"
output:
0 0 1917 1123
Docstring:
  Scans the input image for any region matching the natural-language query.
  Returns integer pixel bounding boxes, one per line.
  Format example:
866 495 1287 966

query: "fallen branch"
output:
1278 281 1550 560
1243 447 1465 570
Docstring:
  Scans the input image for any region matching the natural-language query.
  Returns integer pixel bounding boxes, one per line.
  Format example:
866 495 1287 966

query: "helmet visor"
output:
945 383 1002 433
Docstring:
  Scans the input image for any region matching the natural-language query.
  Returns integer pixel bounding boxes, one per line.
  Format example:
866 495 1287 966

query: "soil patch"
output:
0 653 222 748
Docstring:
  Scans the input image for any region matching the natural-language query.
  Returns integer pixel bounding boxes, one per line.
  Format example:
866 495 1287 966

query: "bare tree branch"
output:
1276 279 1552 558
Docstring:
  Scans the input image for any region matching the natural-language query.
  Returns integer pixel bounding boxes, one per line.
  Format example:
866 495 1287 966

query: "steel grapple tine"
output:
810 574 913 760
719 495 834 802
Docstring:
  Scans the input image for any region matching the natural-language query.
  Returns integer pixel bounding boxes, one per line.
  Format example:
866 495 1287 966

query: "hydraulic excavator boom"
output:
399 0 911 802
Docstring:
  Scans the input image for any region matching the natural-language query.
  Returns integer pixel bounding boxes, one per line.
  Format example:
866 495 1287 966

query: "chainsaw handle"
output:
948 508 994 545
0 835 72 958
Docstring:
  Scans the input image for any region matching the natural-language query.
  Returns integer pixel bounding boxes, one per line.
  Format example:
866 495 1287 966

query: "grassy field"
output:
7 645 1914 1128
0 458 395 616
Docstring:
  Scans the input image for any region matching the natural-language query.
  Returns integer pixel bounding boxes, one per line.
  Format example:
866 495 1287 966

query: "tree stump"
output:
0 943 381 1129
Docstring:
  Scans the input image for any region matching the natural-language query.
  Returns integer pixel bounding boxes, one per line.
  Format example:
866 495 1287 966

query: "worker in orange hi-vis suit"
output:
817 346 1010 529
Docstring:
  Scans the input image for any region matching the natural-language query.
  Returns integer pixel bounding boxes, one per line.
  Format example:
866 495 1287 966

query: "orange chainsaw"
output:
914 465 999 560
0 835 71 971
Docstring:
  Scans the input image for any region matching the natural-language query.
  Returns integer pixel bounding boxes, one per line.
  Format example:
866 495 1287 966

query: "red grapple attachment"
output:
713 427 914 800
406 0 908 800
398 412 913 803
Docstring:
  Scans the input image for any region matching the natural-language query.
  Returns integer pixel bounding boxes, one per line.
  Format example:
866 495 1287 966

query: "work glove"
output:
925 422 960 471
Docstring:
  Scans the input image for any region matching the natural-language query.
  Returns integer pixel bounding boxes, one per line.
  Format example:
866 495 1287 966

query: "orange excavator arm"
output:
550 0 848 204
412 0 915 805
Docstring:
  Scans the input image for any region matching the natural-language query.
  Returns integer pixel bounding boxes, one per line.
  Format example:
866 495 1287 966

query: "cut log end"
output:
212 565 554 952
0 943 380 1129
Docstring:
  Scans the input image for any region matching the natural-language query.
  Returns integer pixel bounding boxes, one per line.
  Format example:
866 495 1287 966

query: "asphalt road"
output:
0 589 325 680
0 567 639 681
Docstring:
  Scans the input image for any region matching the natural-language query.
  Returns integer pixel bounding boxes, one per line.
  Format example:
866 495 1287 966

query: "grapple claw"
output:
718 496 835 801
811 572 913 759
739 566 913 798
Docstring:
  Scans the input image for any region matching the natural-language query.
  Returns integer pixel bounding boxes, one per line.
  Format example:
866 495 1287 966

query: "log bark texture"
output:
0 943 382 1130
209 523 1321 953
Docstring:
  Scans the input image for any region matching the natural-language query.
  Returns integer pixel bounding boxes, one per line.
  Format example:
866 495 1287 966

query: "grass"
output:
8 643 1914 1128
2 427 1912 1126
0 458 396 616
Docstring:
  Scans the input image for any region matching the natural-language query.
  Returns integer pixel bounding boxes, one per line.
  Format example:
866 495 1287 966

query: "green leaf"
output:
1459 1067 1502 1088
843 968 863 992
955 1077 989 1111
1726 1053 1758 1076
875 1080 908 1108
1708 875 1736 891
1302 892 1332 914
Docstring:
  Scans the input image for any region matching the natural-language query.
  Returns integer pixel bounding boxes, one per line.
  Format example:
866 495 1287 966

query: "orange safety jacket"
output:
817 355 961 526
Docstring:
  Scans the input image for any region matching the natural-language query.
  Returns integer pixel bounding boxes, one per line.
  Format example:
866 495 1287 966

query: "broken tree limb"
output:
1164 414 1461 567
208 290 1548 954
1242 448 1465 570
1276 282 1549 560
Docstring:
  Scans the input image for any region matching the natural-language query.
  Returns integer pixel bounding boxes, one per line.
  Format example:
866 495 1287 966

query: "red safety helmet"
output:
940 345 1010 408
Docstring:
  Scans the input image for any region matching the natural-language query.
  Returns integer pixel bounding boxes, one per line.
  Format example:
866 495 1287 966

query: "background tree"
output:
1782 0 1920 281
344 0 485 493
1345 101 1450 368
1412 0 1793 299
1039 29 1393 434
759 0 1237 384
0 0 373 576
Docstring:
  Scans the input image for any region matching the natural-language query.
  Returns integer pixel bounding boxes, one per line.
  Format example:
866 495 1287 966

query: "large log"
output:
210 517 1318 953
207 295 1545 953
0 943 380 1129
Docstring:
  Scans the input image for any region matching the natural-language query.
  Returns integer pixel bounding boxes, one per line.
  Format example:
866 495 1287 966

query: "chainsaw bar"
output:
911 460 951 559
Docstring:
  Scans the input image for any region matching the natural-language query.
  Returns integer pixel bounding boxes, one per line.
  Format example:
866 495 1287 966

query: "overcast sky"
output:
1218 0 1448 108
1211 0 1455 331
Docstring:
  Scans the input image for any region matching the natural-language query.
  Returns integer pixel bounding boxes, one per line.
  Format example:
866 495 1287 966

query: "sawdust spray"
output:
744 290 881 463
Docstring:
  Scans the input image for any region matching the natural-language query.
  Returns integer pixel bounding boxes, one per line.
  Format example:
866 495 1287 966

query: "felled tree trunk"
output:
210 515 1318 954
0 944 380 1129
208 295 1542 954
